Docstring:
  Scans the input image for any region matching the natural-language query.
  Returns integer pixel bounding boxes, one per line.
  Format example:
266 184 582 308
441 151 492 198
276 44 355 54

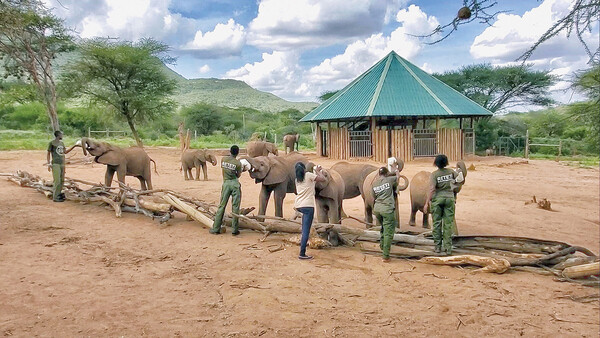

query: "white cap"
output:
240 159 251 172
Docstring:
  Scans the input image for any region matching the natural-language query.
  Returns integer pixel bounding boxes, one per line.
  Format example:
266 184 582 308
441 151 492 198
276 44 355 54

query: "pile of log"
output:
4 170 598 286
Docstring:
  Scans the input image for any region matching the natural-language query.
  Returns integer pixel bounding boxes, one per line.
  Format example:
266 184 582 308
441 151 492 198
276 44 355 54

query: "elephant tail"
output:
150 158 159 175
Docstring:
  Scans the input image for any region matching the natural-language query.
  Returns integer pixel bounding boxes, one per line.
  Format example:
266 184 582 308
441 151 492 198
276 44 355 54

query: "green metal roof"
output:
300 51 492 122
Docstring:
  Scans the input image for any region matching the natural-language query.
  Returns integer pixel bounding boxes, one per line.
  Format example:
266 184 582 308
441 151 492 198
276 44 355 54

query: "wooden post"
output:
106 129 110 138
435 117 440 154
525 130 530 159
558 140 562 156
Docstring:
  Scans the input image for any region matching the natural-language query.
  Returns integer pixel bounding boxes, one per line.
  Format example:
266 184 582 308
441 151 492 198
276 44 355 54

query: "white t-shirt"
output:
295 172 317 209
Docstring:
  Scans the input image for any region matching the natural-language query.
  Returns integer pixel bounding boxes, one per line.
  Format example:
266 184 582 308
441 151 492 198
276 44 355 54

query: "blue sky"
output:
45 0 598 110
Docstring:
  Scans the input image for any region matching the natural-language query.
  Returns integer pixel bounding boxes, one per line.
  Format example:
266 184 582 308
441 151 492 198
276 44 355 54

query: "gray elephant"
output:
181 149 217 181
330 161 377 200
246 141 279 158
362 166 409 228
314 167 345 224
283 133 299 154
409 161 467 228
79 137 157 190
246 152 308 218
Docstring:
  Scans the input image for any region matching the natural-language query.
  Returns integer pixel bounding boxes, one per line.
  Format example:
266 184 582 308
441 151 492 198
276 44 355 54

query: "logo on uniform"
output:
373 182 390 193
436 174 453 183
56 145 65 155
222 162 237 170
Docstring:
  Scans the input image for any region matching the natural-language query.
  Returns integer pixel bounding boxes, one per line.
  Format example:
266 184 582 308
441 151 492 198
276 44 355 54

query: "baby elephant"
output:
181 149 217 181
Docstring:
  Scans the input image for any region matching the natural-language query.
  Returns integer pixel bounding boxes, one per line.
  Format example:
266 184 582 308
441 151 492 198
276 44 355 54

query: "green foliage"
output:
434 63 556 113
0 102 46 130
181 103 224 136
60 38 178 145
318 90 338 102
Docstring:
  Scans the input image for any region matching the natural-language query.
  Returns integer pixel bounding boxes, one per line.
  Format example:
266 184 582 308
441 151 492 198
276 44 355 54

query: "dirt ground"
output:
0 148 598 337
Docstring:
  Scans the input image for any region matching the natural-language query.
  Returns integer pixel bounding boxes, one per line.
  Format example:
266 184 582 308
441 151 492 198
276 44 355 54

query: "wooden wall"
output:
371 127 389 163
390 129 413 164
437 128 463 161
328 125 349 160
315 124 322 156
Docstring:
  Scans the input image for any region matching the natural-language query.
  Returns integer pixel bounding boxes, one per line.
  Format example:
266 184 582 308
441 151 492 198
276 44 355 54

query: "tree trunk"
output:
44 90 60 132
125 115 143 147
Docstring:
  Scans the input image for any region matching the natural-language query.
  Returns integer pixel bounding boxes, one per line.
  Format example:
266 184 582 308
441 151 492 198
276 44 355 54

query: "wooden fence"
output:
327 125 349 160
438 128 463 161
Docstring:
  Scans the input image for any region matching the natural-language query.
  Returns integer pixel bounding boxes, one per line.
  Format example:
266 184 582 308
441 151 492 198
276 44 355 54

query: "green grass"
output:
507 150 599 168
0 129 316 151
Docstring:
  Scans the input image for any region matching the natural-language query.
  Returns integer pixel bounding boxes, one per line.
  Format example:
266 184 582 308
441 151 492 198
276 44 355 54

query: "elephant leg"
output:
423 211 430 229
138 176 147 191
316 200 329 224
183 166 190 180
202 163 208 181
105 167 115 187
116 167 126 190
273 185 286 218
364 202 373 227
258 185 272 219
195 164 200 181
409 204 418 226
329 200 341 224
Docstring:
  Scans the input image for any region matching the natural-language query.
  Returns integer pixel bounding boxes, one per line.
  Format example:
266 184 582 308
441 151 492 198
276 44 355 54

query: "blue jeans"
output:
296 207 314 256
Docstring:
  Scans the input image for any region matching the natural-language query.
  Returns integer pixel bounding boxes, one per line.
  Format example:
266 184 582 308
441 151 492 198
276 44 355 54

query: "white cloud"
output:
470 0 598 105
198 64 211 74
395 4 439 36
183 19 246 58
224 51 303 98
247 0 402 49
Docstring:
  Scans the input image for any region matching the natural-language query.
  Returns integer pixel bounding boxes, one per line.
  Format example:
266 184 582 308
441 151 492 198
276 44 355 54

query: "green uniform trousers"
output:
212 179 241 233
431 196 455 253
374 211 396 259
52 163 64 201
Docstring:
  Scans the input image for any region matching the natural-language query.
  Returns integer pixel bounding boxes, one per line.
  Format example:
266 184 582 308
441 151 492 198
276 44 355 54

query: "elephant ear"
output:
317 170 338 200
96 149 121 166
262 157 287 186
195 150 207 162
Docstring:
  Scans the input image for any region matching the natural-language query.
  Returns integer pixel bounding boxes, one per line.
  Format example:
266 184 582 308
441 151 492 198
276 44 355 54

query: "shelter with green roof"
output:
300 51 492 162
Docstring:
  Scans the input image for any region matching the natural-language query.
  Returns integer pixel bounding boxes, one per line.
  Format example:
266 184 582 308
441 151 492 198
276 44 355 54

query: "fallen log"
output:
162 193 212 228
553 256 599 270
562 262 600 279
419 255 511 274
123 197 172 213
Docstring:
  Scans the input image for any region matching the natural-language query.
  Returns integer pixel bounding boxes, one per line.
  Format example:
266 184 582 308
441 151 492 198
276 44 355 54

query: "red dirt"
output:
0 148 598 337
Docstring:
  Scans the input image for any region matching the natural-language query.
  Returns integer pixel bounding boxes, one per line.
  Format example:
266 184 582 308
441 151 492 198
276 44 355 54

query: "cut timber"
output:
562 262 600 279
360 242 433 257
163 193 213 228
419 255 511 273
553 256 599 270
123 197 171 213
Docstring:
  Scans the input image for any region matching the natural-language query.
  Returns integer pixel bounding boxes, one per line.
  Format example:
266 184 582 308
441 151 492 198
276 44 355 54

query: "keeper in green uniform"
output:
424 154 459 256
372 167 398 262
210 145 243 235
46 130 77 202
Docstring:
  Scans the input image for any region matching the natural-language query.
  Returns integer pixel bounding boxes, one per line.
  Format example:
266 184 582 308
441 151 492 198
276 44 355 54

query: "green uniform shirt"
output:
221 155 242 181
431 168 457 198
47 139 65 165
372 176 398 214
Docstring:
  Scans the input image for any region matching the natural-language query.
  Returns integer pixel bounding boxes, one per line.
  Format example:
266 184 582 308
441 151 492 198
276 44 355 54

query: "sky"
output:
44 0 598 110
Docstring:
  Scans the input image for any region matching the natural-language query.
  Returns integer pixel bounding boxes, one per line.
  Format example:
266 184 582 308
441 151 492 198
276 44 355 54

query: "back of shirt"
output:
221 155 242 181
47 140 65 164
431 168 456 198
372 175 397 214
295 172 317 208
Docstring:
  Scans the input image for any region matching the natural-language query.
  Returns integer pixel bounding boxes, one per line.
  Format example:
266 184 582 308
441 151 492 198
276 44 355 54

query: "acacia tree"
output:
422 0 599 63
568 65 599 149
61 38 177 146
434 63 556 113
0 0 73 132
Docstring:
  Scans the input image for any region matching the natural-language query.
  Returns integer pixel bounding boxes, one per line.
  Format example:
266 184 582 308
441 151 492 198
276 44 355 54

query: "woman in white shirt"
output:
294 162 325 260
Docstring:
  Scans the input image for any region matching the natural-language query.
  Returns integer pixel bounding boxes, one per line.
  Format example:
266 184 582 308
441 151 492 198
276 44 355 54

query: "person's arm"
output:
46 143 53 171
236 163 242 178
423 176 436 212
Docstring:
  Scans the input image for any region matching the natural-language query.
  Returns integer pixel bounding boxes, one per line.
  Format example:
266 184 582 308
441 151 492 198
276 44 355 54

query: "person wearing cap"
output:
423 154 459 255
372 166 398 262
45 130 77 202
210 145 243 235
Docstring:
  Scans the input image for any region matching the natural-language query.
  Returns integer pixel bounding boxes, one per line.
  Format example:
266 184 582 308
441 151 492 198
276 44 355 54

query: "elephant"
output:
246 141 279 158
330 161 377 200
246 152 308 219
409 161 468 228
314 168 345 225
79 137 157 190
361 165 409 228
283 133 300 154
181 149 217 181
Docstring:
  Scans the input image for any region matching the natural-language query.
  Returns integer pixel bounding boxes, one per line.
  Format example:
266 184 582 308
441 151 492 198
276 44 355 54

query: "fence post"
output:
88 127 91 138
194 130 197 141
106 129 110 138
558 140 562 156
525 130 529 159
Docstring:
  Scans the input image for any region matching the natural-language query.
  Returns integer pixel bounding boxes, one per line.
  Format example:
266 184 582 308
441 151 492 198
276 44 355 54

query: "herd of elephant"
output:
73 136 467 230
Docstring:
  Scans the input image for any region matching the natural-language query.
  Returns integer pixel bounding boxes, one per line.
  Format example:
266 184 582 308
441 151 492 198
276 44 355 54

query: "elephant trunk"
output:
396 174 409 191
81 137 89 156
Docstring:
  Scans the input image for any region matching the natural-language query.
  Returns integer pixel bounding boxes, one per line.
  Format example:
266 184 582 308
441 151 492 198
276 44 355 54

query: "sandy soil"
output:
0 148 598 337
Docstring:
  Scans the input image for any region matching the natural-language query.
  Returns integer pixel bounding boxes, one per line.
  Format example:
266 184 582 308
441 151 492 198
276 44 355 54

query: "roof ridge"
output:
394 54 454 115
366 53 393 116
303 53 391 121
